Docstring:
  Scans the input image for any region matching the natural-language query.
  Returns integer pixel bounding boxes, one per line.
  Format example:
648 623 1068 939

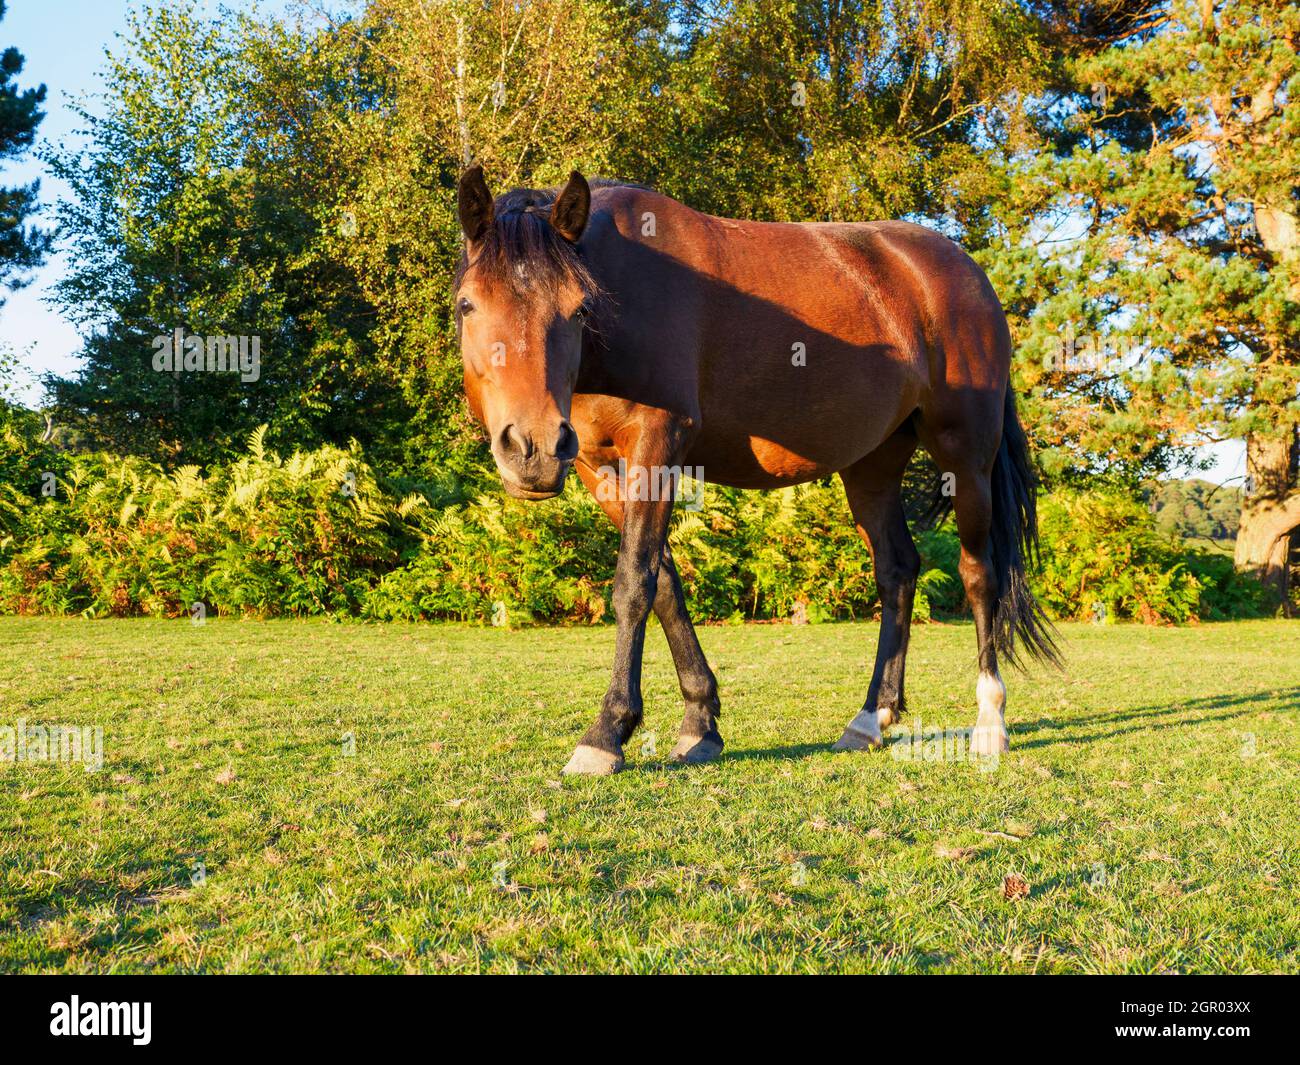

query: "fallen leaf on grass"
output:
1002 873 1031 901
936 844 977 861
214 766 237 786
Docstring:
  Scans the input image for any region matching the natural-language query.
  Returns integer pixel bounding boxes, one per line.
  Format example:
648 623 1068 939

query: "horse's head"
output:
454 165 596 500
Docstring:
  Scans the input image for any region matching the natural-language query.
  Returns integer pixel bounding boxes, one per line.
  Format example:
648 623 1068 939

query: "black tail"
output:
989 389 1062 669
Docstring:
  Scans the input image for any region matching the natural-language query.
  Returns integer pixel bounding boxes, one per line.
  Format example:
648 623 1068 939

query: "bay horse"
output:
453 166 1058 775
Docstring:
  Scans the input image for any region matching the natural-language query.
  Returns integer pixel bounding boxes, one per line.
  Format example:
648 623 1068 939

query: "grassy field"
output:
0 616 1296 974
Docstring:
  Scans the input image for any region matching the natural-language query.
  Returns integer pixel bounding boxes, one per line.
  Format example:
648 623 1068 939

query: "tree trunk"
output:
1235 430 1300 613
454 13 472 169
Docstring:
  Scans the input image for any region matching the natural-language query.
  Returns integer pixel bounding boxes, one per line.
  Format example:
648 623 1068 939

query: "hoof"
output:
971 671 1008 757
670 734 724 764
832 709 883 751
969 725 1009 757
562 744 624 776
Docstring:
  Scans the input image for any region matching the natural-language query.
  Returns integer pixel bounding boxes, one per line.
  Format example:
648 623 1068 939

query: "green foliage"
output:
364 490 619 625
367 480 882 625
0 426 415 619
43 2 411 467
977 0 1300 568
1033 490 1270 624
1147 478 1242 543
13 0 1291 623
0 398 1276 623
1181 548 1277 622
915 527 965 620
40 0 1065 480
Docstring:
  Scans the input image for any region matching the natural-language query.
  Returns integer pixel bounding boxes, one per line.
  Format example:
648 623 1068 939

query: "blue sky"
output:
0 1 1245 484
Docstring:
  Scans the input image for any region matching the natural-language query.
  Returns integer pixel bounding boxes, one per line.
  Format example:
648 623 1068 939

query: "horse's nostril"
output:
500 424 534 460
554 421 578 460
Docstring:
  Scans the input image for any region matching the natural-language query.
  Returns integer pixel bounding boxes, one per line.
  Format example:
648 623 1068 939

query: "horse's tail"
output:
989 387 1062 669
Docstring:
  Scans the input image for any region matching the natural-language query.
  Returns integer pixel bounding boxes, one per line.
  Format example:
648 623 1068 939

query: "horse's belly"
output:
684 427 882 489
686 351 922 487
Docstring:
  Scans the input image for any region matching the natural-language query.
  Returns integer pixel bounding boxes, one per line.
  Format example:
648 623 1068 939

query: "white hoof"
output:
832 708 883 751
670 734 724 764
970 671 1009 756
969 723 1010 756
562 744 624 776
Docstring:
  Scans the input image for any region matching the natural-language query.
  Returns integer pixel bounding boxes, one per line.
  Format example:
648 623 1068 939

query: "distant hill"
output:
1146 479 1242 543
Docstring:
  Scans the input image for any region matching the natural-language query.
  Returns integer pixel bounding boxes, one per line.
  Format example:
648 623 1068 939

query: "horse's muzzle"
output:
493 419 578 500
501 467 569 500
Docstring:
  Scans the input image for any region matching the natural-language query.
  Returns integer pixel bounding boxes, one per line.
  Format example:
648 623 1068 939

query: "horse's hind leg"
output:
832 430 920 751
574 460 723 764
920 425 1008 756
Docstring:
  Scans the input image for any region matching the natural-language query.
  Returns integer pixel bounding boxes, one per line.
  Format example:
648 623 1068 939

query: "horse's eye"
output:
575 303 589 321
458 297 474 316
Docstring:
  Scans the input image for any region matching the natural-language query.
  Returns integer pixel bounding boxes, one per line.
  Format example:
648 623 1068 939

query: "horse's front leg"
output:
562 485 673 775
573 459 721 765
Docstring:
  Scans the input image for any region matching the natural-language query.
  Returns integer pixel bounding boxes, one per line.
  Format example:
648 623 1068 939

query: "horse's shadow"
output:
1011 686 1298 750
705 742 830 765
721 686 1300 763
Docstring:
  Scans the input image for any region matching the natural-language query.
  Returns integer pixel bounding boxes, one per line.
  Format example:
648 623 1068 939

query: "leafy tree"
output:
44 2 408 466
1147 477 1241 542
617 0 1054 233
328 0 1059 477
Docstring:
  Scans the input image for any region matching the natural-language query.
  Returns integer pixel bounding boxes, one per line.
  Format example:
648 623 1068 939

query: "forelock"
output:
456 189 600 303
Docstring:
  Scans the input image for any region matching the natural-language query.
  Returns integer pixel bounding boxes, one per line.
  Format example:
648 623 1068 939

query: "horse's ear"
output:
458 165 494 243
550 171 591 243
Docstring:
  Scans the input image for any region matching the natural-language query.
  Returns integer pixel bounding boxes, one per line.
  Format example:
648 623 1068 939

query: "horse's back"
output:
581 186 1011 487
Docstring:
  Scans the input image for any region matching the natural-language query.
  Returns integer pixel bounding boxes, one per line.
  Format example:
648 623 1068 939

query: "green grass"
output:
0 616 1296 973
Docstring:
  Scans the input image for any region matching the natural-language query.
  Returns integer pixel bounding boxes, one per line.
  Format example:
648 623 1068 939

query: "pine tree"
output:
982 0 1299 604
0 0 51 300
